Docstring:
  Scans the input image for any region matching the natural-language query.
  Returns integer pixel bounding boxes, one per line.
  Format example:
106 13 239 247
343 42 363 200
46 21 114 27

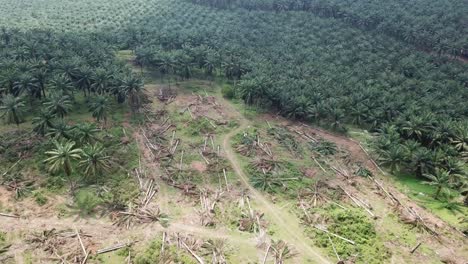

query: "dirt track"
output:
219 97 332 264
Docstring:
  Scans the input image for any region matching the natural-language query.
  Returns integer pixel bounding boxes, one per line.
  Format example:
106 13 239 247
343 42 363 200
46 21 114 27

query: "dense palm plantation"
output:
0 30 144 119
191 0 468 57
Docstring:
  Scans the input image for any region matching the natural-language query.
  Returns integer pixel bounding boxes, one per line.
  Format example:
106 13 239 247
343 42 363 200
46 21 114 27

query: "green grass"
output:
307 205 390 264
394 173 467 228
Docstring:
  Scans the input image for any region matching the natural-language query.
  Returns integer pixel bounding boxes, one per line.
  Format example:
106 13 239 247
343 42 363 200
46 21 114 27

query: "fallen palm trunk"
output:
370 178 438 236
182 241 204 264
97 242 134 254
313 225 355 245
410 242 422 254
0 213 19 218
339 186 376 218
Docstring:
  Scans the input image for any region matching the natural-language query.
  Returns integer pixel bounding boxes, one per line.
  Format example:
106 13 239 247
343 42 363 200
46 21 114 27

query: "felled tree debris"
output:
114 205 166 229
238 196 267 233
157 86 177 102
235 131 273 157
197 189 223 226
1 163 35 199
252 158 281 174
202 239 228 264
0 131 40 160
27 228 92 263
161 175 198 196
97 241 135 255
369 176 439 236
338 186 376 219
267 126 302 156
0 213 19 218
3 176 34 199
269 240 297 264
114 167 165 228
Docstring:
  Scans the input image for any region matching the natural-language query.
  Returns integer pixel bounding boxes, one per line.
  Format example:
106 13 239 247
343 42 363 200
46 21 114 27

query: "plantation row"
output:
190 0 468 57
0 0 162 32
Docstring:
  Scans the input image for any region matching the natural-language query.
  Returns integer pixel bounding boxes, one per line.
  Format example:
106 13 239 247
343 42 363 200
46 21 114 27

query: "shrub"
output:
74 189 102 216
33 191 48 206
221 84 235 99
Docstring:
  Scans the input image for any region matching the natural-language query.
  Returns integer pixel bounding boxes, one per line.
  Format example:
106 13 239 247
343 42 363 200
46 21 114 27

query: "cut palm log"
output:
313 225 355 245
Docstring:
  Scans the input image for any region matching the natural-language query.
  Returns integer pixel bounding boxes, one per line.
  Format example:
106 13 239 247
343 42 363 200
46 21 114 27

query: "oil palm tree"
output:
423 168 452 199
44 140 82 176
378 145 406 173
90 68 111 95
0 94 26 126
75 66 93 97
43 92 72 118
13 73 39 98
410 147 434 178
48 74 75 96
79 143 111 180
33 67 48 98
46 119 74 139
0 67 19 95
120 75 144 113
32 110 55 136
74 123 100 145
451 123 468 152
89 95 111 125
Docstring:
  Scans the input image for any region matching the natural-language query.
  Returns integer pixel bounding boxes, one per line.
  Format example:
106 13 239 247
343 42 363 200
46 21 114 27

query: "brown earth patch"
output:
191 161 207 173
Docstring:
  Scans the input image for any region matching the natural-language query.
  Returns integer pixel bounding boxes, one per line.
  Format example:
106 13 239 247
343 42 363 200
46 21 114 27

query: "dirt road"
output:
219 97 331 264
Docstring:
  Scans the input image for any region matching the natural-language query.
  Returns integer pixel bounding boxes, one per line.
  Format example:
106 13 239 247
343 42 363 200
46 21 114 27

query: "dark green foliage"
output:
248 160 309 196
0 30 144 123
309 140 337 156
221 84 234 99
191 0 468 57
33 191 48 206
119 0 467 187
267 126 302 155
355 166 372 178
0 94 25 125
187 117 216 136
74 189 102 216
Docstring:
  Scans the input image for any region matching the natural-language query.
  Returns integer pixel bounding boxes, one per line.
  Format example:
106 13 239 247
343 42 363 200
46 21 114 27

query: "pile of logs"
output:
114 167 163 228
